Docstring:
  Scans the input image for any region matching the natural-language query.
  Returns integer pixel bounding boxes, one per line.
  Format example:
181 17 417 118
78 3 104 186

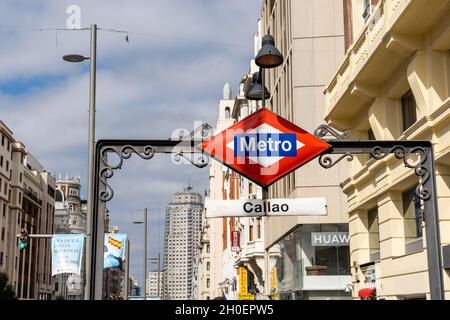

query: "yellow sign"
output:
238 293 255 300
239 267 248 294
270 267 277 292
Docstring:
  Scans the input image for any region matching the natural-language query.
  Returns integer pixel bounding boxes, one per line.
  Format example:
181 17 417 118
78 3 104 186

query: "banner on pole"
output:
51 234 85 276
104 233 127 269
231 231 240 252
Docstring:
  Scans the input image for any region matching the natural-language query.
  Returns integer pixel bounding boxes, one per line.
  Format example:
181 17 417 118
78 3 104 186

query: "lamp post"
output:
63 23 97 300
245 33 283 299
133 208 148 300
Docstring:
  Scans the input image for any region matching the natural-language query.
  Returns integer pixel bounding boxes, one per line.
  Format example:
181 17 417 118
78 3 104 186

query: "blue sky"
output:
0 0 262 289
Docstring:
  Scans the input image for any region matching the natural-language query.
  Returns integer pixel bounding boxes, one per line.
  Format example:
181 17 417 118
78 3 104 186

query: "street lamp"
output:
255 34 283 68
246 34 283 109
245 71 270 101
63 24 97 300
132 208 148 300
246 33 283 299
63 54 90 63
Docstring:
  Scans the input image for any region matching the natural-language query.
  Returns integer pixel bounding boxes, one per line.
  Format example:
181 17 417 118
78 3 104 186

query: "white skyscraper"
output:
163 185 203 300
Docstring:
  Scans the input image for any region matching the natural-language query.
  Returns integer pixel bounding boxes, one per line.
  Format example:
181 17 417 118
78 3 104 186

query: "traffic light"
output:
18 228 28 250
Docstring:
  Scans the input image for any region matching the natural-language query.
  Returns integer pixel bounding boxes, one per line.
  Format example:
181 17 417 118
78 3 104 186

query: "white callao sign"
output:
205 197 327 218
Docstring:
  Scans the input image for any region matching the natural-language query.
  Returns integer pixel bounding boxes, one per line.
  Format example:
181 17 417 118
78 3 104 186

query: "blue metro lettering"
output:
234 133 297 157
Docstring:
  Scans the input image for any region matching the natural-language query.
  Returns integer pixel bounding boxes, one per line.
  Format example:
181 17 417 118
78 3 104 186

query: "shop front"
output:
268 224 352 300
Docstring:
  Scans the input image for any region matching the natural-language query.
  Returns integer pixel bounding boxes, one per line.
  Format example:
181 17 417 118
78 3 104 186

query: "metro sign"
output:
201 108 331 187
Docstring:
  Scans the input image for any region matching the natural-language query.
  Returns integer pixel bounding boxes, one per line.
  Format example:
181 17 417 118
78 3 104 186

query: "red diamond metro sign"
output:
201 108 331 187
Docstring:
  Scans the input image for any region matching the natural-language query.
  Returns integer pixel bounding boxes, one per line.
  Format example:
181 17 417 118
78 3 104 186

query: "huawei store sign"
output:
311 232 349 247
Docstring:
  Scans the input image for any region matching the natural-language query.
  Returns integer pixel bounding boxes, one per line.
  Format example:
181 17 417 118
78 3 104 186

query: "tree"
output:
0 272 17 300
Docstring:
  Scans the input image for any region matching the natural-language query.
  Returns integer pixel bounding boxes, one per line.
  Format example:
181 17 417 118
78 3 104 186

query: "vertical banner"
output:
51 234 85 276
269 267 280 300
238 266 254 300
231 231 240 252
104 233 127 269
239 266 248 294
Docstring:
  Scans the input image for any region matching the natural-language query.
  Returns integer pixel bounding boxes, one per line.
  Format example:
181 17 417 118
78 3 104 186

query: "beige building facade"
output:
324 0 450 299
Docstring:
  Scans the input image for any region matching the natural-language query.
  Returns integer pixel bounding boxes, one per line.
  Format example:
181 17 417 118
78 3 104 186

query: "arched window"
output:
225 107 230 119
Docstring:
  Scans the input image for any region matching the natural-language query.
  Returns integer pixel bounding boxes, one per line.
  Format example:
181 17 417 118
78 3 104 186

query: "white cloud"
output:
0 0 261 286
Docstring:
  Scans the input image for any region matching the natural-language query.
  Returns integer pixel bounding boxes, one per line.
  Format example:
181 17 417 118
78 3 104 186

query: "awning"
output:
358 288 376 298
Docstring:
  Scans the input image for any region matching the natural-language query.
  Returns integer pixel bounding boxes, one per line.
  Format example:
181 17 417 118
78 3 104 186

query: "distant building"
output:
52 175 87 300
0 120 56 300
55 175 86 234
129 275 140 297
146 270 163 298
163 186 203 300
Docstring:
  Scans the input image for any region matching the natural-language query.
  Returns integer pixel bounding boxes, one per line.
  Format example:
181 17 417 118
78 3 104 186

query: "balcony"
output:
324 0 450 127
240 239 265 261
24 188 42 205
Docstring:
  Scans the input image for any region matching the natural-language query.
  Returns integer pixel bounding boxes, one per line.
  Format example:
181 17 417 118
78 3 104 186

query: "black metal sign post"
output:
89 123 444 300
314 125 444 300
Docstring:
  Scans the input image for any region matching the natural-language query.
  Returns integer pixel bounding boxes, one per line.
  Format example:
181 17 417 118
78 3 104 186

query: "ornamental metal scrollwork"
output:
97 124 212 203
370 145 430 201
172 152 209 169
314 124 350 140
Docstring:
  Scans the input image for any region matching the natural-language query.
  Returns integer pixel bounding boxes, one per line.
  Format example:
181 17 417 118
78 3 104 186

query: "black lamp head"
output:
245 71 270 101
255 34 283 68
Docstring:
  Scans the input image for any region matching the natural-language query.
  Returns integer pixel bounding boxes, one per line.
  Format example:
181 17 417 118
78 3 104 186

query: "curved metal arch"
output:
370 145 430 201
98 142 209 203
314 125 431 201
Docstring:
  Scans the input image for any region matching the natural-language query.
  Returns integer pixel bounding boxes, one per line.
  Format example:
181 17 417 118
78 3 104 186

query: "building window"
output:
206 262 210 271
0 156 3 167
257 219 261 239
363 0 371 20
0 252 3 265
402 188 423 239
206 244 210 254
206 278 210 288
401 90 417 132
368 207 380 255
249 225 254 241
1 228 4 241
225 107 230 119
5 161 8 171
1 134 3 146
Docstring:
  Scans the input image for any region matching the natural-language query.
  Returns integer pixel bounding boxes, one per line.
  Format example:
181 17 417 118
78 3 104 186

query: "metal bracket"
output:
90 123 212 300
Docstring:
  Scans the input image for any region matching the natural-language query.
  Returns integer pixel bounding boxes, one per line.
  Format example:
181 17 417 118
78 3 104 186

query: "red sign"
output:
231 231 240 252
201 108 331 187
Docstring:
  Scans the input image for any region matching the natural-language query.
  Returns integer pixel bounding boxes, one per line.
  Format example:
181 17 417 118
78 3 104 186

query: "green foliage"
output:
0 272 17 300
